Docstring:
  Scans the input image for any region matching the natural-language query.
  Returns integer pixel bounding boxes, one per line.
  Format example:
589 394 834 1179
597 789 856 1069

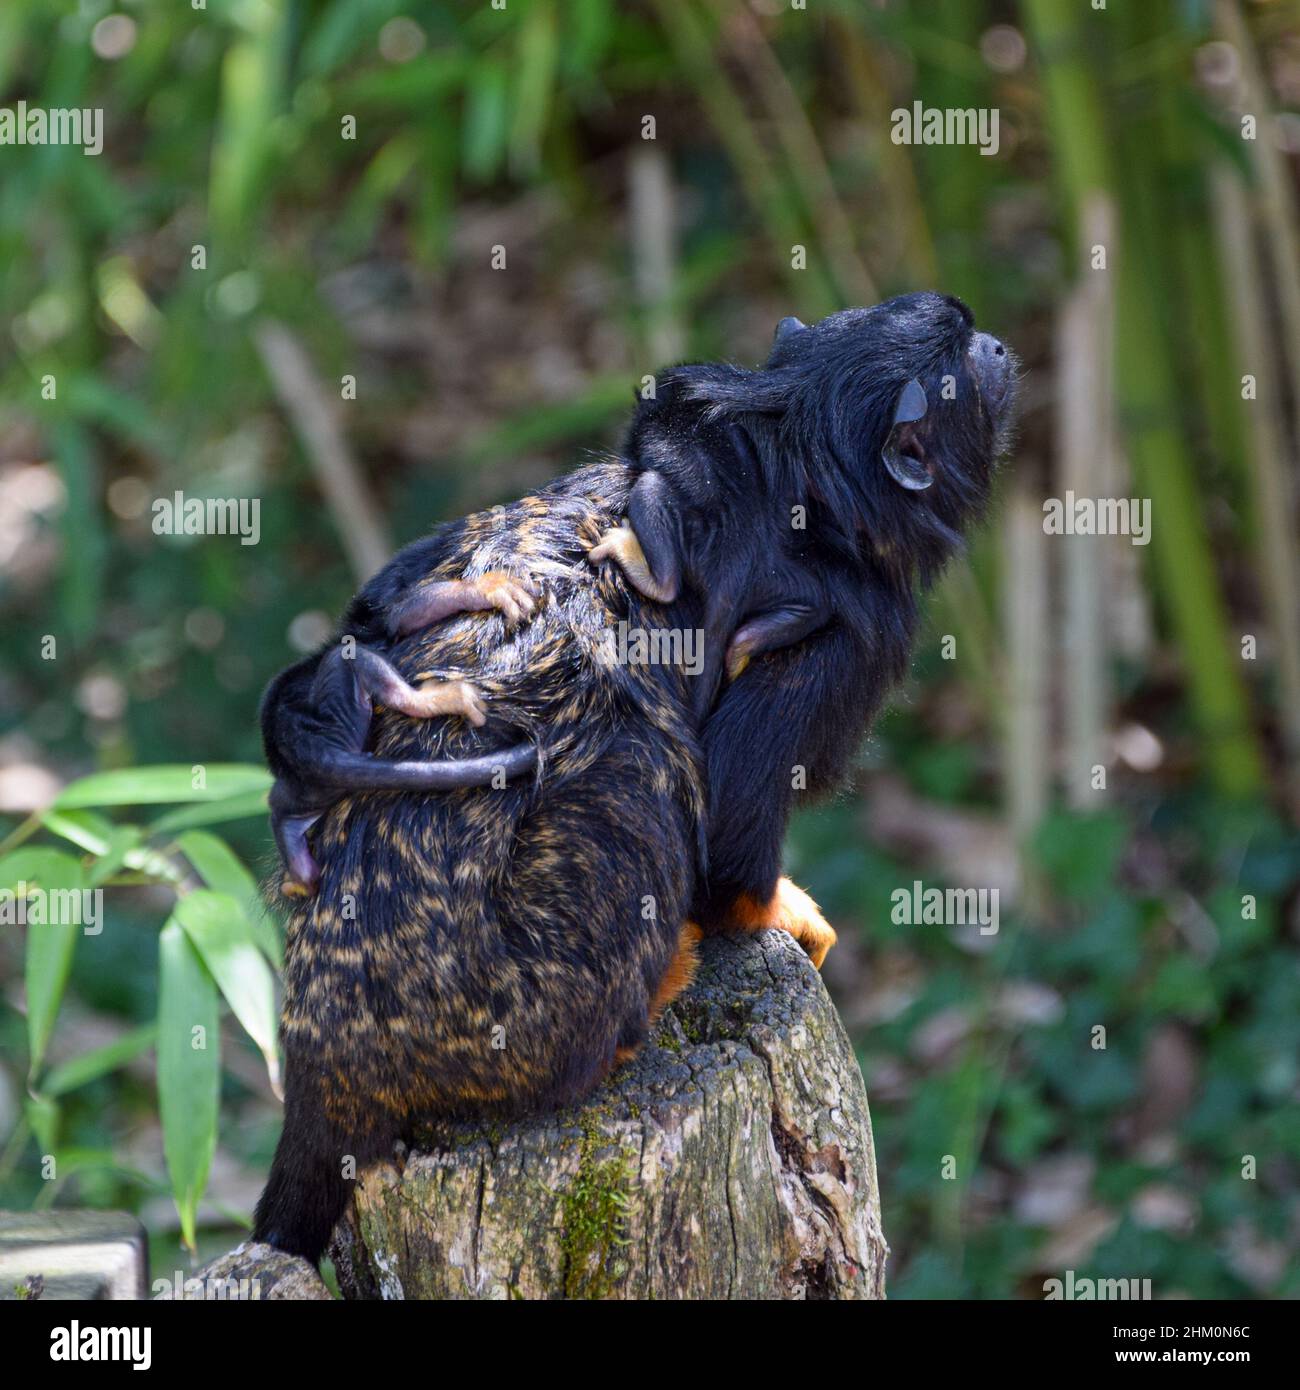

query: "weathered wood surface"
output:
0 1210 148 1300
332 930 887 1300
158 1241 331 1300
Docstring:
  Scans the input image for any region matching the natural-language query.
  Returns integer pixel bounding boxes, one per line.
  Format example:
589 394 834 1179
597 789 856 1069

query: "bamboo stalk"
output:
650 0 838 315
726 4 878 306
1022 0 1264 798
628 146 686 368
1002 485 1050 845
1056 206 1109 808
1209 163 1300 782
1112 220 1264 797
1215 0 1300 457
253 319 393 583
830 19 940 288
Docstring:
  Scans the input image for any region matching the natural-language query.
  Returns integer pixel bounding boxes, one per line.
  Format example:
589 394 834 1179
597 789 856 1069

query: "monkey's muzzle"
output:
969 330 1014 413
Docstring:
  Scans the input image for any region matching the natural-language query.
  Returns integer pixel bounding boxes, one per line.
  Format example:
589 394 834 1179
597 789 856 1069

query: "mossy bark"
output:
333 930 886 1300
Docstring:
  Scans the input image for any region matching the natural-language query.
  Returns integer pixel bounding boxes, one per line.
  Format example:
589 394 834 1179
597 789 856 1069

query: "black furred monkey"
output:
587 293 1016 937
253 291 1016 1263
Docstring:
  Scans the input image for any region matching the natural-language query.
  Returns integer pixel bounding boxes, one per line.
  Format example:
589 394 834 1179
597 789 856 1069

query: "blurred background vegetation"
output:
1 0 1298 1299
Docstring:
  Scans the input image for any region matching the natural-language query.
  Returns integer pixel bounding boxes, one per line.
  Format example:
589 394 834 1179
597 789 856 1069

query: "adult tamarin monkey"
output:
253 292 1017 1262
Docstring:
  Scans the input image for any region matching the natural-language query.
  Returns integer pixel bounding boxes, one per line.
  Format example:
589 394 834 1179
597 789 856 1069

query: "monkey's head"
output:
668 291 1018 578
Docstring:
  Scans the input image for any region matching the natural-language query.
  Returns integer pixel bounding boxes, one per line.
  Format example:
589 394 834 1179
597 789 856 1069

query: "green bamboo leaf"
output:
210 34 279 244
175 891 280 1093
66 371 166 449
4 849 85 1078
176 831 259 905
510 0 558 173
25 1096 59 1156
339 51 467 107
301 0 391 77
178 830 281 968
28 902 81 1075
41 808 116 855
42 1025 157 1098
40 811 146 887
0 847 80 896
55 764 272 810
158 919 219 1252
52 419 106 642
148 788 270 836
462 60 510 182
86 827 145 888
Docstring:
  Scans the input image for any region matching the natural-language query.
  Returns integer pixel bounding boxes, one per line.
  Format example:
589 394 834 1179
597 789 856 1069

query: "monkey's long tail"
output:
252 1067 393 1266
314 741 537 794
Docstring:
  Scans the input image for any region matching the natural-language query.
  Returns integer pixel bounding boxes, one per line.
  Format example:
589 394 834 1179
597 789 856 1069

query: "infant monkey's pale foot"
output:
731 877 837 969
397 678 488 727
359 647 487 728
587 524 676 604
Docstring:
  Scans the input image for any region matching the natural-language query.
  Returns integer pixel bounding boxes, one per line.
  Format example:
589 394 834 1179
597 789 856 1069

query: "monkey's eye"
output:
881 379 932 492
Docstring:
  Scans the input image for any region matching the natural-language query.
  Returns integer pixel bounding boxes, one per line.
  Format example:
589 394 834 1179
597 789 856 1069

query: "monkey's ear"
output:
881 378 933 491
773 316 807 346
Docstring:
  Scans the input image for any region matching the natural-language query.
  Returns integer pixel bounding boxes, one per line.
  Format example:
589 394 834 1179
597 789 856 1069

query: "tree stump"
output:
331 930 887 1300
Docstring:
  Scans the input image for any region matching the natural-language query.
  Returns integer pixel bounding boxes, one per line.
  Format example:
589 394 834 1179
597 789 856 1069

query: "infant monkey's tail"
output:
252 1071 394 1265
318 741 537 793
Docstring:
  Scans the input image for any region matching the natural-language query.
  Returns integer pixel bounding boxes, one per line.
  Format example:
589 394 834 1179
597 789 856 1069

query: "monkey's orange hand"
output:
586 524 676 604
388 571 540 637
460 571 540 627
731 877 837 970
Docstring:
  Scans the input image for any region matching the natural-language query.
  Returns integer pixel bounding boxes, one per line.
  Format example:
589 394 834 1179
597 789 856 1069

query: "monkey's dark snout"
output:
969 330 1012 410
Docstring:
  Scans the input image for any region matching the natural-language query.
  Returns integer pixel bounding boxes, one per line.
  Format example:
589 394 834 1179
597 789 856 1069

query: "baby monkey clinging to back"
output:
254 292 1016 1263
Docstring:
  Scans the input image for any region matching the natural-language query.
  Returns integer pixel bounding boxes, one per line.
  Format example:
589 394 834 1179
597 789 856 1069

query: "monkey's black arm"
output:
263 638 537 895
338 530 464 642
694 625 875 924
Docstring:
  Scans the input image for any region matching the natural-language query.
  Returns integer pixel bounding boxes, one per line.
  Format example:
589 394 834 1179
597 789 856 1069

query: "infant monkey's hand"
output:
387 570 540 637
587 524 678 604
585 472 682 606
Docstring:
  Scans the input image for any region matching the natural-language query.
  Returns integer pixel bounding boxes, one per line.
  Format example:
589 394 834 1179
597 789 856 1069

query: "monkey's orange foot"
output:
614 921 703 1070
466 571 540 628
406 678 487 726
586 523 676 604
649 921 702 1021
731 878 837 970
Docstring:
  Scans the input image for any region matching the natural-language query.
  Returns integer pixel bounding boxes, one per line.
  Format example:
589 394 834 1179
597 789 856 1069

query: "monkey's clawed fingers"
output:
732 877 837 970
586 524 675 604
408 678 488 727
586 524 637 566
466 571 540 628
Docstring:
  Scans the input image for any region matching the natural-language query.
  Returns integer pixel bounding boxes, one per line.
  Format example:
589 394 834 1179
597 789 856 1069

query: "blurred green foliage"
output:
1 0 1298 1297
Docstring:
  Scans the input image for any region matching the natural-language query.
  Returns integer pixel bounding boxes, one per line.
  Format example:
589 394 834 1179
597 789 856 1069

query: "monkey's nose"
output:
969 331 1011 406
